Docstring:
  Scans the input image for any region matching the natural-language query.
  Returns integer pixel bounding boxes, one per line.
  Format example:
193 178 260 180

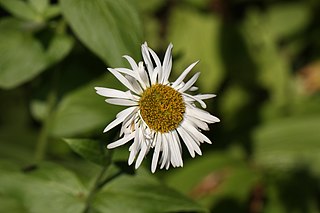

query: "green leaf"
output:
46 33 74 65
60 0 143 67
253 115 320 175
93 170 207 213
0 0 40 21
167 7 224 92
43 5 60 19
28 0 49 14
64 138 111 166
0 18 47 89
50 75 122 137
0 161 87 213
0 18 74 89
267 2 310 39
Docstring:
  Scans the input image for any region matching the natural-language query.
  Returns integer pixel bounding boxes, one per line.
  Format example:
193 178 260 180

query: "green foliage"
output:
64 138 111 167
60 0 143 66
1 0 320 212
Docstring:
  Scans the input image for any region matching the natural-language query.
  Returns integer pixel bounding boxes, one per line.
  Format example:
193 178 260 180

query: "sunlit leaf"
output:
167 7 224 92
60 0 143 67
253 115 320 175
64 138 111 167
267 2 311 39
28 0 49 14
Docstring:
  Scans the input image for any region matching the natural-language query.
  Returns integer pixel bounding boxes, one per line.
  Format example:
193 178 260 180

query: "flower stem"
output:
83 166 108 213
34 68 59 164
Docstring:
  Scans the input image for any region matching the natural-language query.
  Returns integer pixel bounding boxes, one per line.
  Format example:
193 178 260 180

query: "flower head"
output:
95 42 220 172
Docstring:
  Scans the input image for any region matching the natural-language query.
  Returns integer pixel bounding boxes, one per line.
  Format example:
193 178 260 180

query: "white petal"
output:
172 61 199 88
107 132 135 149
128 128 140 165
185 115 209 131
162 43 173 84
194 94 216 100
147 47 162 68
108 68 141 94
186 106 220 123
179 72 200 93
160 134 169 169
135 141 148 169
183 93 207 108
137 61 149 88
95 87 137 100
177 127 195 157
151 133 161 173
106 98 138 106
181 119 212 144
125 75 143 94
151 66 160 85
188 86 198 91
168 132 183 167
103 107 137 133
141 42 154 78
123 55 138 70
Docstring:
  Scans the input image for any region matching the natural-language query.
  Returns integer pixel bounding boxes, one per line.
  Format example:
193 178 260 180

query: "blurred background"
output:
0 0 320 212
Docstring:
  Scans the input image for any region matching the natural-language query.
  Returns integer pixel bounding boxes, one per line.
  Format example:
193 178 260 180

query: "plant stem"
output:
83 166 108 213
34 68 59 164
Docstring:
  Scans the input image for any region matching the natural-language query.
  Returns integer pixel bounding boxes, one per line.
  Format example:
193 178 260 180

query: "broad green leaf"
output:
253 115 320 175
0 19 74 89
165 148 258 208
0 19 47 89
242 10 291 117
0 0 40 22
46 33 74 65
0 196 27 213
43 5 60 19
64 138 111 166
60 0 143 67
167 7 224 92
28 0 49 14
93 170 207 213
267 2 310 39
50 75 122 137
0 161 87 213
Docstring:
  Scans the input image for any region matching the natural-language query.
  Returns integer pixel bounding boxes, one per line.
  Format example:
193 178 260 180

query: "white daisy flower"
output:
95 42 220 173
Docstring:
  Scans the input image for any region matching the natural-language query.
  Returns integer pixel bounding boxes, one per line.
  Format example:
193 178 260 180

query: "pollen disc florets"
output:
139 84 185 133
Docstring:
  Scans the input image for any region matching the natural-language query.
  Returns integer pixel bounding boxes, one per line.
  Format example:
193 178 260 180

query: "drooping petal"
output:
107 132 135 149
103 106 137 133
105 98 138 106
151 133 161 173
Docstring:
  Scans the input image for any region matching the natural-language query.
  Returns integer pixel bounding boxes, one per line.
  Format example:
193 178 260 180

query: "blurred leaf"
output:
165 148 258 208
133 0 164 12
0 196 27 213
64 138 111 167
253 115 320 175
30 99 48 121
0 0 39 21
0 161 87 213
46 33 74 65
167 7 224 92
43 5 60 19
28 0 49 14
50 75 122 137
242 10 291 117
93 170 207 213
0 18 73 89
267 2 311 39
60 0 143 67
0 19 47 89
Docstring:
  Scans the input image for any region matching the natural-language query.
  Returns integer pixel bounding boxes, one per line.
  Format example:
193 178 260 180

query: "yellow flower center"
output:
139 84 185 133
